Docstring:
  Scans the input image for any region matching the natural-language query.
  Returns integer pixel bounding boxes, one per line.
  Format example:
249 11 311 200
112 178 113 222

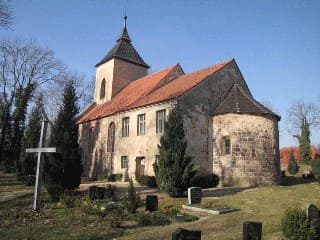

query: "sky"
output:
1 0 319 148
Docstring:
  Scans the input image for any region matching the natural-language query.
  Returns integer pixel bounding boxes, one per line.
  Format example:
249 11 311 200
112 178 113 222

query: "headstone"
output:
243 221 262 240
172 228 201 240
146 195 158 212
188 187 202 205
25 117 57 211
88 186 106 200
305 204 320 226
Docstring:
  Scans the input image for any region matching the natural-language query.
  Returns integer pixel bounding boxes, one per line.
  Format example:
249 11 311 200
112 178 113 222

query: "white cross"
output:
26 118 56 210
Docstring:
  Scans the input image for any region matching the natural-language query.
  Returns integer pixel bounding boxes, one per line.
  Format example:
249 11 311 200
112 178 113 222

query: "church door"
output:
135 157 145 178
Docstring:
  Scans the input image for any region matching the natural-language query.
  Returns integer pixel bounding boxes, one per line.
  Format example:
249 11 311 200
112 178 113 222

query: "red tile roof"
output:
77 59 232 124
77 64 183 123
280 146 320 166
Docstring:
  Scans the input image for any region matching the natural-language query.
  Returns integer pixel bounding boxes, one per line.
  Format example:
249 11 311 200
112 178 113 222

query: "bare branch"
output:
286 99 320 139
0 0 13 28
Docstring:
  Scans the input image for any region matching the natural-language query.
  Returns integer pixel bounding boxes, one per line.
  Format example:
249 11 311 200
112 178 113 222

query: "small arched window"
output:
100 78 106 100
221 136 231 155
107 122 115 152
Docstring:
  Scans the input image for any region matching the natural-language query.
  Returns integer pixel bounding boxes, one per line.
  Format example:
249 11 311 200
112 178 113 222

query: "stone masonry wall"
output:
178 60 251 174
212 113 280 187
78 101 175 179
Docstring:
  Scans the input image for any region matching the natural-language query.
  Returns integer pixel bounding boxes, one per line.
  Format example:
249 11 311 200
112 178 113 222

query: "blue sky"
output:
1 0 320 148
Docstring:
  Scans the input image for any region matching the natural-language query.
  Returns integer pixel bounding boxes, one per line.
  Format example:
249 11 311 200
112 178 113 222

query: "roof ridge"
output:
185 58 233 76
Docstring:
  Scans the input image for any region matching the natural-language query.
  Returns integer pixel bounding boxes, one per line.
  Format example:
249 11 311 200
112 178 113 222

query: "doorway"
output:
135 157 145 178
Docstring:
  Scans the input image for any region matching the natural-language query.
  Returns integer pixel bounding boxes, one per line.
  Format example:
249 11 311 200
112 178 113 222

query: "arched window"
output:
107 122 115 152
100 78 106 99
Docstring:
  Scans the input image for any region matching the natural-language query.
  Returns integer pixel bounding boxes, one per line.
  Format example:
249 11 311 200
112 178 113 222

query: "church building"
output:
77 17 281 187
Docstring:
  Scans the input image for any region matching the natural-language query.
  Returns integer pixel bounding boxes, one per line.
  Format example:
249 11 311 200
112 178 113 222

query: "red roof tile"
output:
280 146 320 166
77 59 232 123
77 64 183 123
129 59 233 109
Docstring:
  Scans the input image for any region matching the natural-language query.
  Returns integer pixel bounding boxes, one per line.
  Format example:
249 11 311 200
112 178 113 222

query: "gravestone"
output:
146 195 158 212
172 228 201 240
243 221 262 240
89 186 106 200
305 204 320 226
188 187 202 205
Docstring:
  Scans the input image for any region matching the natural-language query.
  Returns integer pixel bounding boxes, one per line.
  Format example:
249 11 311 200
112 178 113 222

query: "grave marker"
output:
305 204 320 226
172 228 201 240
188 187 202 205
243 221 262 240
26 117 56 210
146 195 158 212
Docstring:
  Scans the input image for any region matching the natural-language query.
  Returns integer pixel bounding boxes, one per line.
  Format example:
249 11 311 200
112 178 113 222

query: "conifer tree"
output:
288 151 298 175
300 119 311 164
153 107 197 197
17 95 43 183
44 81 82 201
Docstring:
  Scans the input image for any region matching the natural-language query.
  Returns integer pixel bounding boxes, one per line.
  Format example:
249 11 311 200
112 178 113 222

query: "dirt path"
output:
0 171 33 202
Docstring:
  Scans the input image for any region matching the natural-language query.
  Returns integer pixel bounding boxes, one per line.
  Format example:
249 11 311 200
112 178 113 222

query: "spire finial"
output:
124 15 127 28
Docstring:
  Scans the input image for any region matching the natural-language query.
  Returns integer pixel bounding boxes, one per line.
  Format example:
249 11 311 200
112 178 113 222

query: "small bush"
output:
130 212 170 226
107 174 123 182
61 194 76 208
136 175 157 188
281 207 319 240
190 174 219 188
288 151 299 175
311 155 320 179
97 173 108 181
183 214 199 222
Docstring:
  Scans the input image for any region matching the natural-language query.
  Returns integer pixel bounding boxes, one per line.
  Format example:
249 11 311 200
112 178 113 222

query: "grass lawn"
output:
0 172 319 240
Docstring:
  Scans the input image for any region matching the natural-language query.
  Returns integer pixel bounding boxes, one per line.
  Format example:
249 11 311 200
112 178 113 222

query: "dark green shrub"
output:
130 212 170 226
288 151 299 175
281 207 319 240
97 173 108 181
136 175 157 188
61 194 76 208
127 179 138 213
154 107 197 197
311 154 320 179
107 174 123 182
183 214 199 222
190 174 219 188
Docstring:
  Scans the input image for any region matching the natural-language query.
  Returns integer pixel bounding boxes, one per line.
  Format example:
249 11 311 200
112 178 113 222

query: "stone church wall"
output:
177 61 251 174
78 101 175 179
212 113 280 187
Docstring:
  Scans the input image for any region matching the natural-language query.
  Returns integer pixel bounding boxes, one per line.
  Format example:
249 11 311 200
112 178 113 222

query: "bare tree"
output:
0 0 13 28
0 38 63 169
287 99 320 138
287 99 320 164
40 71 93 121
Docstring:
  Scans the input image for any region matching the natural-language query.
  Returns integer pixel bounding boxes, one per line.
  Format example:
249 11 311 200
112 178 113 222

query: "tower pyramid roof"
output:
95 16 149 68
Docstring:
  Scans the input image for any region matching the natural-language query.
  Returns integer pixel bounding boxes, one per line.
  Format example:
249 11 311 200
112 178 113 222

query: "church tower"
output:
94 16 149 104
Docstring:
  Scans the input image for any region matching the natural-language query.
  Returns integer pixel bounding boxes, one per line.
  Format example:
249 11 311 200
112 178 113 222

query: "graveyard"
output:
1 170 319 239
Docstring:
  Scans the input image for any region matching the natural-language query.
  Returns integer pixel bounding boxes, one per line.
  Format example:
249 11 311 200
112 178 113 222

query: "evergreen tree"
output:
153 107 197 197
44 81 82 201
300 118 311 164
17 95 43 183
127 178 138 213
288 151 299 175
311 154 320 180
